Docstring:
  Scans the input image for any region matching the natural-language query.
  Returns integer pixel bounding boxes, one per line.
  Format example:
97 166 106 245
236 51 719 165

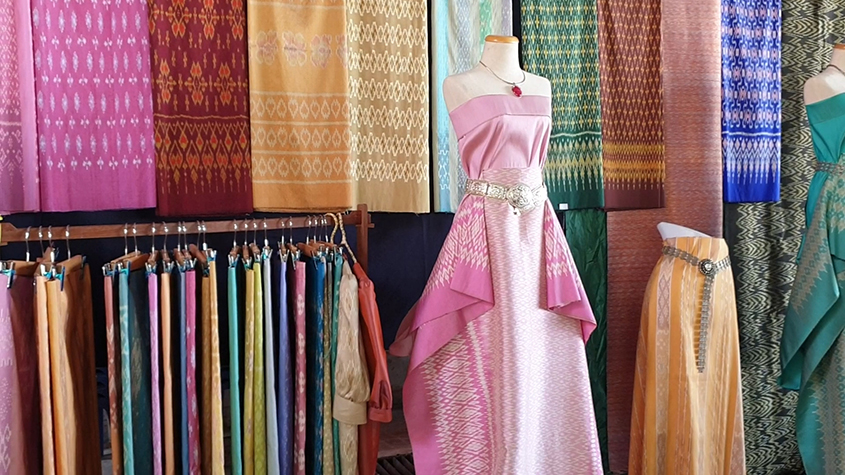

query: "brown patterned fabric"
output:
597 0 665 209
104 272 123 474
604 0 722 469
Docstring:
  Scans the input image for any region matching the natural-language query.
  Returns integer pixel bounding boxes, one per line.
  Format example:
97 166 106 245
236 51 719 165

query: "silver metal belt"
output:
815 161 845 175
466 179 547 215
662 245 731 373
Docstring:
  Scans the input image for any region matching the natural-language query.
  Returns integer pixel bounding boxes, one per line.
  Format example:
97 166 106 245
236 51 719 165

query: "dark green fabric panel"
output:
724 1 845 472
565 209 608 473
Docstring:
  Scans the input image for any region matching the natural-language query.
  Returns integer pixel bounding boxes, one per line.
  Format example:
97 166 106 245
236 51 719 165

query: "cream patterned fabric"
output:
346 0 430 212
333 262 370 475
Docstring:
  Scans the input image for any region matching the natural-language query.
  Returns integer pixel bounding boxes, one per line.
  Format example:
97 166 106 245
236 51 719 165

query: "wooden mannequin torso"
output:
443 36 551 113
804 45 845 105
657 222 711 240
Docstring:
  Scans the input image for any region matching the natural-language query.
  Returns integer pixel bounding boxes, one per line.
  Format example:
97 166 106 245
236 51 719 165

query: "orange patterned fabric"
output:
597 0 665 209
148 0 253 216
248 0 354 211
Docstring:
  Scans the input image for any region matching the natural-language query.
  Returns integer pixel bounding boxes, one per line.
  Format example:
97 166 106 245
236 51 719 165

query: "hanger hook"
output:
38 226 44 254
202 221 208 251
65 225 71 259
279 218 285 247
163 222 169 251
233 221 239 249
151 223 157 253
288 217 294 245
25 227 31 262
243 219 248 247
263 218 269 248
252 218 258 245
133 223 138 254
123 224 129 255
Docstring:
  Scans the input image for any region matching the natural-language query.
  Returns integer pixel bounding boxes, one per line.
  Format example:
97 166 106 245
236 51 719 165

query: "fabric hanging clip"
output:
1 261 15 288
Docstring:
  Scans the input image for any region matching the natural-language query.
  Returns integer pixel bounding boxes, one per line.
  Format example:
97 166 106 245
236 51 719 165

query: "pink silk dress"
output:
391 94 603 474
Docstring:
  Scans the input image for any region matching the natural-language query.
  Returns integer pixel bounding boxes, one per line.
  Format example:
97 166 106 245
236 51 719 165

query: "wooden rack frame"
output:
0 204 373 271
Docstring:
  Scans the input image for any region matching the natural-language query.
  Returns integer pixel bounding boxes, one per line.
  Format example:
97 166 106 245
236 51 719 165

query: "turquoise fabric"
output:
228 264 243 475
306 256 326 475
331 252 343 472
781 92 845 474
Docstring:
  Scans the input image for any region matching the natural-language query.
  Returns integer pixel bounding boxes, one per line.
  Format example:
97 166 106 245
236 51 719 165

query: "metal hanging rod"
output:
0 204 373 270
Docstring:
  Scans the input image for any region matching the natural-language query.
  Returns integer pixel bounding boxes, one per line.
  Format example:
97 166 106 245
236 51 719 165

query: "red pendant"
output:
512 85 522 97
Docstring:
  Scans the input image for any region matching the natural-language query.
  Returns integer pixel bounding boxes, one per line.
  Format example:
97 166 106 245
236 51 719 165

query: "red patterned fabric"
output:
148 0 253 216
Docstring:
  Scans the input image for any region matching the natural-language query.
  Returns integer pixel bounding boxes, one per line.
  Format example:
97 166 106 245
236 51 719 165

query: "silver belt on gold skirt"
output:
662 245 731 373
466 179 547 215
815 161 845 175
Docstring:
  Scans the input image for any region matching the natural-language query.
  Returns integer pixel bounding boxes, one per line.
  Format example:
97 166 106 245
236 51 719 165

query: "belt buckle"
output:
506 184 535 212
698 259 715 276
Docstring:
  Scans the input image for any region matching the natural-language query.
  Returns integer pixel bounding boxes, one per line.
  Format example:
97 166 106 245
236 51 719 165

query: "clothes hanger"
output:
160 222 173 272
277 218 289 263
283 217 300 262
113 223 150 272
230 221 241 267
242 219 253 268
261 218 273 260
296 216 320 258
248 218 262 262
335 212 358 265
188 220 208 271
146 223 159 273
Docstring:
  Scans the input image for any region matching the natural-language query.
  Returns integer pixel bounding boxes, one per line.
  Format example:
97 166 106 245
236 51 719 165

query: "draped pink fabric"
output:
0 267 42 474
293 261 307 475
30 0 156 211
185 270 200 474
0 0 39 213
391 95 601 474
148 272 162 475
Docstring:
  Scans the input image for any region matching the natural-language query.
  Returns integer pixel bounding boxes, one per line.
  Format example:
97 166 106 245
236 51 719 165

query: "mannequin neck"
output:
831 46 845 71
479 41 522 81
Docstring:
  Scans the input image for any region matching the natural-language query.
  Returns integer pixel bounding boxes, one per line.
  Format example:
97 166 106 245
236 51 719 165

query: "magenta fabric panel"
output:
30 0 156 211
148 272 163 475
0 0 39 213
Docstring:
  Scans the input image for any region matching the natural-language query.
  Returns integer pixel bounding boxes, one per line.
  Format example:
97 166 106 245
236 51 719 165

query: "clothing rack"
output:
0 204 373 271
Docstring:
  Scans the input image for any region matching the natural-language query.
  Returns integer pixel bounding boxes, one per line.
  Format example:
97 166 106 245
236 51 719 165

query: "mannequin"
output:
804 44 845 105
657 222 711 240
443 35 551 112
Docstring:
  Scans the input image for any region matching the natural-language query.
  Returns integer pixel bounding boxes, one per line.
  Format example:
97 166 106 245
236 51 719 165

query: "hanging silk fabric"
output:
346 0 430 212
278 256 294 475
173 267 188 474
292 259 307 475
597 0 665 209
604 0 722 469
147 264 163 475
118 262 153 475
333 260 370 475
262 253 280 474
200 256 225 474
40 257 102 474
353 263 392 475
248 0 353 211
0 262 41 473
253 261 267 473
104 266 124 473
330 253 342 471
322 257 335 475
228 256 244 475
306 255 327 475
244 260 256 474
522 0 604 209
147 0 253 216
29 0 156 211
564 210 609 471
160 262 177 475
721 0 781 203
0 0 39 214
431 0 512 212
186 267 201 473
723 3 845 472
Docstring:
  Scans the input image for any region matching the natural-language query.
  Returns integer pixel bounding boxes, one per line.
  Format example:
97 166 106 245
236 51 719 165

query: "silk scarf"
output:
160 269 177 475
306 256 326 475
119 267 154 475
721 0 781 202
201 259 225 474
564 210 609 471
322 259 335 475
253 263 267 473
105 269 124 474
35 274 56 474
522 0 603 209
248 0 353 211
147 0 252 216
263 256 281 474
30 0 156 211
292 260 307 475
148 270 162 475
605 0 722 468
47 259 101 474
723 1 845 471
278 258 294 475
244 264 256 475
228 262 244 475
347 0 429 212
330 253 343 471
0 0 38 213
0 265 41 474
431 0 512 212
597 0 665 209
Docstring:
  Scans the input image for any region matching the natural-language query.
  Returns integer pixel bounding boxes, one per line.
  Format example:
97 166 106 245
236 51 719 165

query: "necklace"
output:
479 61 526 97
